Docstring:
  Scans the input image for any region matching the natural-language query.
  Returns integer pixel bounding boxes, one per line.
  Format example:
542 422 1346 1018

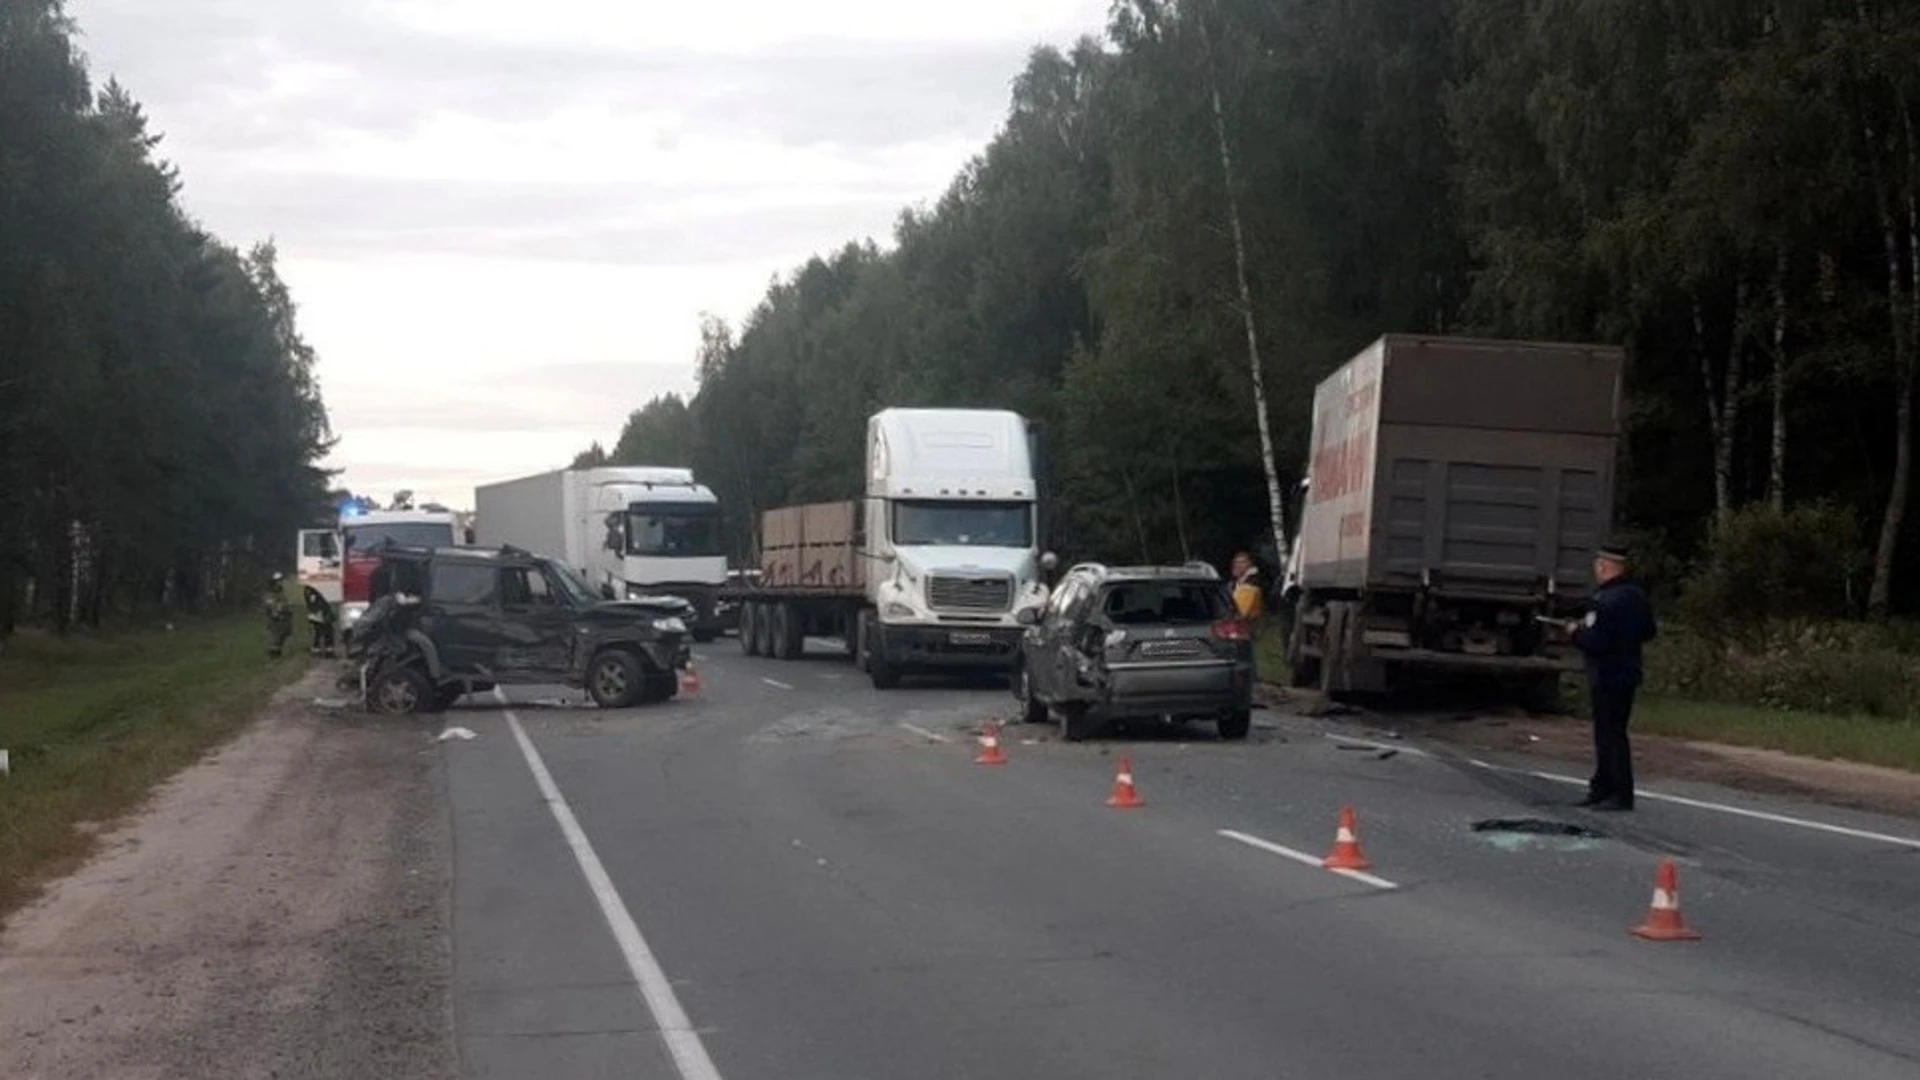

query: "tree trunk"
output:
1865 111 1915 618
1169 447 1192 563
1199 10 1287 556
1769 250 1789 511
1695 291 1743 526
1120 466 1152 563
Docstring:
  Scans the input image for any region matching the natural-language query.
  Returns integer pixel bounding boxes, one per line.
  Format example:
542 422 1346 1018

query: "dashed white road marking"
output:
761 677 795 691
899 723 952 743
1219 828 1399 890
495 691 723 1080
1318 731 1920 851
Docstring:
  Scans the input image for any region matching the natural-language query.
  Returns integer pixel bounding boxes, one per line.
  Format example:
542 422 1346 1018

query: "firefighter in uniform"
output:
263 573 294 659
1566 542 1657 812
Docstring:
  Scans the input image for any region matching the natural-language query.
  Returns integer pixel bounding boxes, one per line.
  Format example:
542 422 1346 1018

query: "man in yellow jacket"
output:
1230 552 1264 620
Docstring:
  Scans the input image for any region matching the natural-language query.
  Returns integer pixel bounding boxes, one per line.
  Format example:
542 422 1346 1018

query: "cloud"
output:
66 0 1112 508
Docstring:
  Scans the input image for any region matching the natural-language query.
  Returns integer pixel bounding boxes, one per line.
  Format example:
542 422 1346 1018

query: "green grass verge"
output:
1252 617 1289 685
0 613 309 920
1635 695 1920 773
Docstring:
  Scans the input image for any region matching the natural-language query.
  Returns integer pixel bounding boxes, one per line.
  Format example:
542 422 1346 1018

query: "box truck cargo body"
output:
475 467 726 640
1284 335 1625 700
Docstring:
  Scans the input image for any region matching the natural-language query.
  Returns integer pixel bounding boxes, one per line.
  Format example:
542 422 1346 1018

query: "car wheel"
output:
1014 661 1047 724
370 666 431 715
587 649 644 709
1218 708 1252 741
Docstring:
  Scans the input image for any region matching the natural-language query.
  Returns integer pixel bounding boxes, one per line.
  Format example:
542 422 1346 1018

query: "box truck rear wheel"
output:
1286 609 1321 689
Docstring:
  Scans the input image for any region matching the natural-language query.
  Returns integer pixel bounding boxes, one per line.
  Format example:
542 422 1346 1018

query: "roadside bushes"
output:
1640 503 1918 720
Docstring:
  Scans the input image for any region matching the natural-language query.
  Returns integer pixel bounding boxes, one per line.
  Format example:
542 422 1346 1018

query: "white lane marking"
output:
1317 730 1920 851
1218 829 1399 890
761 677 794 691
899 723 951 743
497 694 724 1080
1521 769 1920 851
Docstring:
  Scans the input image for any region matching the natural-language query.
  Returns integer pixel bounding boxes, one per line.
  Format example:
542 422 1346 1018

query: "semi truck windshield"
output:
891 500 1033 547
627 505 723 558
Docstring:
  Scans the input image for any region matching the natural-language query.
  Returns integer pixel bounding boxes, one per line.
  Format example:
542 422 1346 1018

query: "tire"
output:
770 603 797 661
370 665 431 715
739 603 760 656
1286 610 1320 689
587 648 644 709
783 603 807 658
862 613 901 689
1218 709 1252 741
1013 659 1047 724
752 603 776 658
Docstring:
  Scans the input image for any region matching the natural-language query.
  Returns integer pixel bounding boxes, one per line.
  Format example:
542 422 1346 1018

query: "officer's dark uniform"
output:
1572 548 1657 810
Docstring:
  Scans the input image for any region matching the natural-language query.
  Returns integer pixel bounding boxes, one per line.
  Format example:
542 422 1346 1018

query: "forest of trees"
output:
592 0 1920 619
1 1 333 639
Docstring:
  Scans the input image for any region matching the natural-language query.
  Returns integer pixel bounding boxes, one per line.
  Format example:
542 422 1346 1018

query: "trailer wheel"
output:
750 603 775 657
770 603 800 661
739 602 760 656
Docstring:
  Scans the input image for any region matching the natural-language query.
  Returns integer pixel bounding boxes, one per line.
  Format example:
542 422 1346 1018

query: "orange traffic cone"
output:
975 721 1009 766
1631 859 1703 941
678 665 701 697
1106 756 1144 808
1322 805 1372 870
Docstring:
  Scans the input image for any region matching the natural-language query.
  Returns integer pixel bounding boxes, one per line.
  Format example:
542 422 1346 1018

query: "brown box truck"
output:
1282 334 1625 702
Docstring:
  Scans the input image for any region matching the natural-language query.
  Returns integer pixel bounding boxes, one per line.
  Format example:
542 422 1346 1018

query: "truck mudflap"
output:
879 624 1024 669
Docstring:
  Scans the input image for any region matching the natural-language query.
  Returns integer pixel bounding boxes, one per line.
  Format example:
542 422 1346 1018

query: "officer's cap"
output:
1595 541 1631 564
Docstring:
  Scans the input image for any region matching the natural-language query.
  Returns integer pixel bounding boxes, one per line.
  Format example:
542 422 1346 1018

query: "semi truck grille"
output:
927 573 1014 613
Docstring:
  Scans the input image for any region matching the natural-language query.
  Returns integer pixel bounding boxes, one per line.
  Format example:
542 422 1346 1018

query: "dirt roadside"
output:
1282 692 1920 820
0 667 454 1080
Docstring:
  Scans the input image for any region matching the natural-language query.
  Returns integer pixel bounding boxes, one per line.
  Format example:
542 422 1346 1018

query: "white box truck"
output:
474 467 727 641
724 408 1054 688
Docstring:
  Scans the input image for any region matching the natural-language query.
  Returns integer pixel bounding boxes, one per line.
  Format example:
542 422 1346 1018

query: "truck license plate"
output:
949 631 994 646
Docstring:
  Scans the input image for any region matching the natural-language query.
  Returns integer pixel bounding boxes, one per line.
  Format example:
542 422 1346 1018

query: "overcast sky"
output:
69 0 1110 510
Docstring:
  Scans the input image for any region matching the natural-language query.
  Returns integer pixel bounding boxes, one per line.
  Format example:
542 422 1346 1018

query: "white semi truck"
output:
724 408 1053 688
474 467 727 641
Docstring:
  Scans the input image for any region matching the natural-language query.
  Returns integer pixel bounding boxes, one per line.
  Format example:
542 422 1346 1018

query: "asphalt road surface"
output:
444 638 1920 1080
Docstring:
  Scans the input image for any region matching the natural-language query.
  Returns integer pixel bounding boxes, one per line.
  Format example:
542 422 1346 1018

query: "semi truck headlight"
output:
883 602 917 619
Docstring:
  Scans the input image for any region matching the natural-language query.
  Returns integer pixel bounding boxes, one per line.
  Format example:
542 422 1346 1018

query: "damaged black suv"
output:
343 544 694 714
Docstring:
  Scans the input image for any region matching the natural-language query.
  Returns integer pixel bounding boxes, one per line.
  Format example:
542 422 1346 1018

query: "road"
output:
445 638 1920 1080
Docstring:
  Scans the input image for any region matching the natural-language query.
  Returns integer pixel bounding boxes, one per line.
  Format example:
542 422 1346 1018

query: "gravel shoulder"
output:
0 667 455 1080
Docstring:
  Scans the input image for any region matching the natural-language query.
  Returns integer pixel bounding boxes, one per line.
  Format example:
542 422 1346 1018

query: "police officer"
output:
1566 542 1657 812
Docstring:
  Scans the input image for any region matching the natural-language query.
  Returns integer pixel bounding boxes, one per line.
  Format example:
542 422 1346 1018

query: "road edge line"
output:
1218 828 1399 890
497 692 724 1080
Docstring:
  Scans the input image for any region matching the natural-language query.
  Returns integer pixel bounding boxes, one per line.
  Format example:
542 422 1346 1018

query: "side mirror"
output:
1039 551 1059 573
1015 607 1040 626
